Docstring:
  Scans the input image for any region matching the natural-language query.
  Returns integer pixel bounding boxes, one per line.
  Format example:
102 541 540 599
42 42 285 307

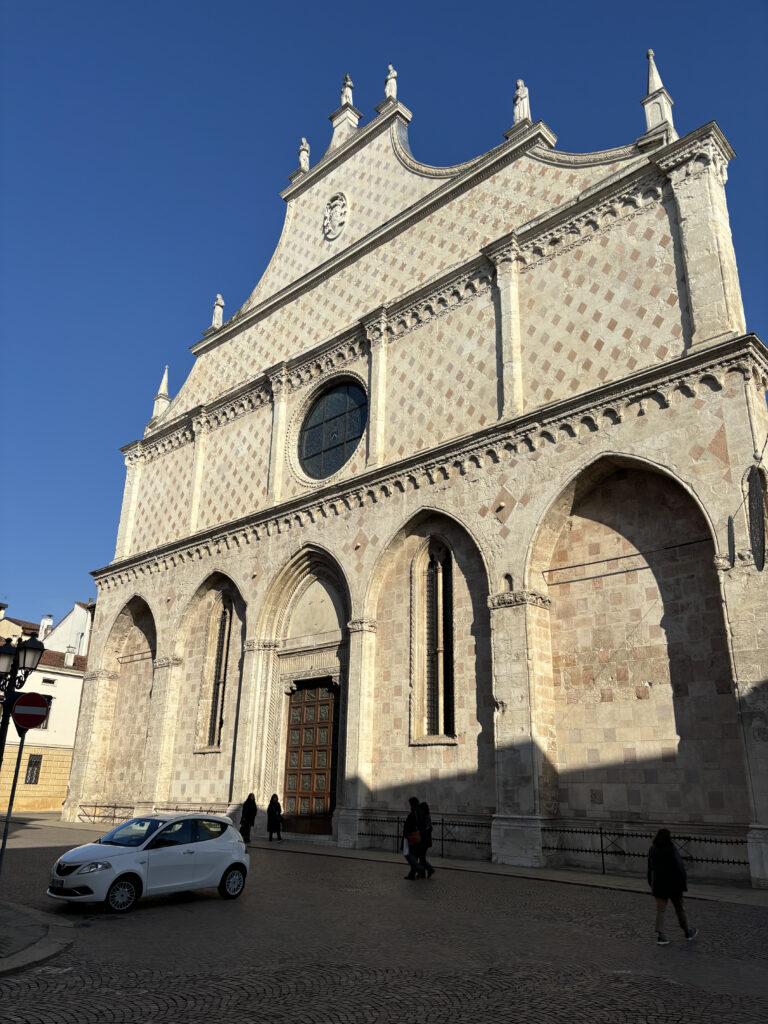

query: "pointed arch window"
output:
207 595 232 747
413 538 455 740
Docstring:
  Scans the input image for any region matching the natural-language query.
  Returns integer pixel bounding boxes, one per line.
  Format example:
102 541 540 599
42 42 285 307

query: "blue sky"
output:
1 0 766 625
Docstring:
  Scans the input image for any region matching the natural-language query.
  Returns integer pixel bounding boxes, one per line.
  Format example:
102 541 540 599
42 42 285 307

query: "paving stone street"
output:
0 818 767 1023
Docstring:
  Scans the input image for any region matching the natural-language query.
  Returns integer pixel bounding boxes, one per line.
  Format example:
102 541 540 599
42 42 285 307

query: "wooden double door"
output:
282 680 339 834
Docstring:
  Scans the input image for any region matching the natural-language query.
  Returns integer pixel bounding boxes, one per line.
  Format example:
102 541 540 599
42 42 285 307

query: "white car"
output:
47 813 249 912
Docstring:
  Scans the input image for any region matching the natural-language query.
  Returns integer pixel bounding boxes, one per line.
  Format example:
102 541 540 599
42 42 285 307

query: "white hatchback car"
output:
47 813 249 912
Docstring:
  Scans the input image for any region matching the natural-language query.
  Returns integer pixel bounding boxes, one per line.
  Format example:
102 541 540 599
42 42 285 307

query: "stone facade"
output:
64 61 768 884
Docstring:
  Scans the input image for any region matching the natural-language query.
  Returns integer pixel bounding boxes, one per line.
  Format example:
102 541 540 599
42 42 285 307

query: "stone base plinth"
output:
334 806 362 848
747 825 768 888
491 814 545 866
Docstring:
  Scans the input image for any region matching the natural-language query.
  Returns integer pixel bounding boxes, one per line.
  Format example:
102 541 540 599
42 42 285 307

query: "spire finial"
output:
640 48 677 145
152 366 170 421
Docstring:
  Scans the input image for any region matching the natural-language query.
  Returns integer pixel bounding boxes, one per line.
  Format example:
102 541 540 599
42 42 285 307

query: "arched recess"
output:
100 596 157 804
256 545 352 834
162 572 246 808
527 455 750 828
367 509 495 815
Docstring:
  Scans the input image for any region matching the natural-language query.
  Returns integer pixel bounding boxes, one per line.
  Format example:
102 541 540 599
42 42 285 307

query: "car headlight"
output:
76 861 113 874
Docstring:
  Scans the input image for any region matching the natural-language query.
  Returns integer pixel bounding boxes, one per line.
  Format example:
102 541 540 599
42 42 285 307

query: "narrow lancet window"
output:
422 540 454 737
207 595 232 746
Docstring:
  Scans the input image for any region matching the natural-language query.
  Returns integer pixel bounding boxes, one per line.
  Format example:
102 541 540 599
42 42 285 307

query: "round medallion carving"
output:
323 192 347 241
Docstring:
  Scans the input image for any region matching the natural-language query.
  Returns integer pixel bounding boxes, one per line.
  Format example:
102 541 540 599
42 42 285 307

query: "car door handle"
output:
182 850 196 855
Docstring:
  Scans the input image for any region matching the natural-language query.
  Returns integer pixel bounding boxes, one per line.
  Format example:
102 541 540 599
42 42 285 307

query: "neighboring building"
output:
1 602 94 812
64 57 768 884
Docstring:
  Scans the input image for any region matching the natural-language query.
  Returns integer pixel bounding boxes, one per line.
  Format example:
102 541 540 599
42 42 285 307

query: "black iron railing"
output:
77 804 134 824
357 814 491 858
541 824 749 875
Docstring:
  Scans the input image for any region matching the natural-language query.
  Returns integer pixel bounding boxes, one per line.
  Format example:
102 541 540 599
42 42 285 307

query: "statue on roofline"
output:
341 73 354 107
385 64 397 101
299 138 310 173
513 79 530 124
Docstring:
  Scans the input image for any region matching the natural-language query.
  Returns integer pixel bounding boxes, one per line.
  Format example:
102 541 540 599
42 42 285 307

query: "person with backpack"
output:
647 828 698 945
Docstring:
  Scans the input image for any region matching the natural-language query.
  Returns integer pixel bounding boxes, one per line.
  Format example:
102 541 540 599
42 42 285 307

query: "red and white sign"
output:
11 692 49 731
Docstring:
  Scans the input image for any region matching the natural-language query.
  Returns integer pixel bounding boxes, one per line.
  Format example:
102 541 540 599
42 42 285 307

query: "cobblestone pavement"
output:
0 825 767 1023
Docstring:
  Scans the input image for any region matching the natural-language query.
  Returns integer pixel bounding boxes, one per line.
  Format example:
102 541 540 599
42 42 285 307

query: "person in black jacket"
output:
647 828 698 945
402 796 424 879
418 801 435 879
267 794 283 842
240 793 257 843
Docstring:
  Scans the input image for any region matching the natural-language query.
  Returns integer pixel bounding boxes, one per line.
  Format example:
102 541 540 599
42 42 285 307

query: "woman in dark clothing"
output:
403 796 424 879
418 801 435 879
267 794 283 842
647 828 698 945
240 793 257 843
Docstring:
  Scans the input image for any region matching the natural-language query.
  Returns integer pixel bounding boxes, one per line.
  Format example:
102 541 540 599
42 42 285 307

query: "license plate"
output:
50 879 64 891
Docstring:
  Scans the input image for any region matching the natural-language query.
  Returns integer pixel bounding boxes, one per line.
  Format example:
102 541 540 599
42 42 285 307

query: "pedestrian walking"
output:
403 796 425 879
647 828 698 945
240 793 257 843
418 801 435 879
267 794 283 842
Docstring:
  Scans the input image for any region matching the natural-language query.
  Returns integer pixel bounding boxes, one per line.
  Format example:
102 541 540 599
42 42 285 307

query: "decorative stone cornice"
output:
651 122 735 180
287 334 366 392
153 656 182 669
93 334 767 592
84 669 118 682
347 619 377 634
251 639 280 651
489 589 551 610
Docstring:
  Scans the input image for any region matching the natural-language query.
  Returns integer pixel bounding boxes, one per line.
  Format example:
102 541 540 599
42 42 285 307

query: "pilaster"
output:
188 415 209 534
114 444 144 561
336 618 377 847
61 667 119 820
363 310 389 468
487 588 551 865
267 370 288 504
486 241 524 419
140 655 182 809
655 127 746 348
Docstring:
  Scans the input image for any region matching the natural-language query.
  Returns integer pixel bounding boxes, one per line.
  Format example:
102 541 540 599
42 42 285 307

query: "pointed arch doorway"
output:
282 676 340 834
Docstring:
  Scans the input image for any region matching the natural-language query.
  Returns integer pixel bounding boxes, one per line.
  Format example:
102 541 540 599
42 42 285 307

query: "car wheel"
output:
105 875 140 913
218 864 246 899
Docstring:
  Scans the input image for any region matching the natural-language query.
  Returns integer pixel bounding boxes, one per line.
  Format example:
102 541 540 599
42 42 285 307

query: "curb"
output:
0 901 76 979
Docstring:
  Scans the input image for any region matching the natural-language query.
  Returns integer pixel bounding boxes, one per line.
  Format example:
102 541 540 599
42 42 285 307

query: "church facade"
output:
64 56 768 885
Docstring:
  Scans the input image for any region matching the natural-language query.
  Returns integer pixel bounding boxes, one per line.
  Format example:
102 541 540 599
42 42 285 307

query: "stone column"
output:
362 309 389 468
488 589 552 865
136 655 182 813
718 556 768 887
656 129 746 348
114 445 144 561
335 618 377 848
488 242 524 419
188 414 210 535
267 370 288 504
61 668 119 820
227 638 264 806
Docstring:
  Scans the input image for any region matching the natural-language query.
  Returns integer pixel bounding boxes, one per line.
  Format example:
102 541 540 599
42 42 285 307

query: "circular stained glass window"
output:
298 381 368 480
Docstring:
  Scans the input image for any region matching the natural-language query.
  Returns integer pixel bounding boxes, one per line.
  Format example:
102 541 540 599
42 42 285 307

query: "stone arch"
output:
255 545 352 834
366 508 495 815
525 454 750 830
161 572 247 808
99 596 157 804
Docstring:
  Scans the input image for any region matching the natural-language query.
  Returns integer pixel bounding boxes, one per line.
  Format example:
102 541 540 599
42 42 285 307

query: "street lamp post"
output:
0 635 45 775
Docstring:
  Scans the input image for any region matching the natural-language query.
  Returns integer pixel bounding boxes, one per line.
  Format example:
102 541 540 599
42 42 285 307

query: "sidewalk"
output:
1 813 766 978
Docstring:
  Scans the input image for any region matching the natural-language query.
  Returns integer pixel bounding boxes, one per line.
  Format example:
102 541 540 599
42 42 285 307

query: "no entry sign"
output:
11 692 49 731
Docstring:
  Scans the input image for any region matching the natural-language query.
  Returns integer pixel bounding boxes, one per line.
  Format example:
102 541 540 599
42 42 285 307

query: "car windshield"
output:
98 818 168 847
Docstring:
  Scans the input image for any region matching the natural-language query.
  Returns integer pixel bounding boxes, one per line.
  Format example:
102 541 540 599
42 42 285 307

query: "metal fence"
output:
357 815 491 859
541 824 749 876
77 804 134 824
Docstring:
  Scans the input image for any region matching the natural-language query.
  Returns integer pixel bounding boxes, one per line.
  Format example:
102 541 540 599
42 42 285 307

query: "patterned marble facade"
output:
64 58 768 884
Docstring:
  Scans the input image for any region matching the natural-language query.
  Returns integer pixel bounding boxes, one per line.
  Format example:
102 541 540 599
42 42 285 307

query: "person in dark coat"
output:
267 794 283 842
647 828 698 944
240 793 257 843
418 801 436 879
403 796 424 879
